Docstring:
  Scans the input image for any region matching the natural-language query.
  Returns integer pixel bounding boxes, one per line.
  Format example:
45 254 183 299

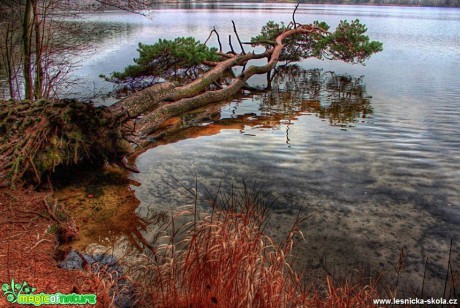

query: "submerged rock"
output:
59 249 138 307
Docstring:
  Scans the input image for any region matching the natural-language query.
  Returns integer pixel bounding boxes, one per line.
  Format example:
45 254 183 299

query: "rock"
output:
58 250 84 270
59 249 139 307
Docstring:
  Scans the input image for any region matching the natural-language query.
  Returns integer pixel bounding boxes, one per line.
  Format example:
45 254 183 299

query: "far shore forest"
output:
75 0 460 8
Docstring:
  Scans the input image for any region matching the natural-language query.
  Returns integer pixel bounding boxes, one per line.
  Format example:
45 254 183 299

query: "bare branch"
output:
228 35 236 54
204 27 222 52
292 3 300 29
232 20 246 55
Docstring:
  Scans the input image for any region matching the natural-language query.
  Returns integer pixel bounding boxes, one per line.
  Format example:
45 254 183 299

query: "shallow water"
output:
57 4 460 295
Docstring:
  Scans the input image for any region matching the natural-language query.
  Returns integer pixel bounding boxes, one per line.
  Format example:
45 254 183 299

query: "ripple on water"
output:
132 67 460 295
46 5 460 296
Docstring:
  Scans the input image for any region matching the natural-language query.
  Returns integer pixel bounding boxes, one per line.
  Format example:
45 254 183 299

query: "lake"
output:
66 3 460 295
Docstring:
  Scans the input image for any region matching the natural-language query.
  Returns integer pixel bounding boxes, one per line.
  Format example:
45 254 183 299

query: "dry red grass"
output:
0 188 114 307
141 198 381 307
0 187 383 307
149 212 305 306
309 275 380 307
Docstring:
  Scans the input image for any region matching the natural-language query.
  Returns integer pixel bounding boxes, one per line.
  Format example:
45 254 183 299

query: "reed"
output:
137 186 382 307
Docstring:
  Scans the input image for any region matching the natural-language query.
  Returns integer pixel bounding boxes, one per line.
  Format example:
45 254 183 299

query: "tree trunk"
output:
33 0 43 99
109 53 261 118
118 26 315 139
23 0 34 100
107 19 382 143
5 22 15 99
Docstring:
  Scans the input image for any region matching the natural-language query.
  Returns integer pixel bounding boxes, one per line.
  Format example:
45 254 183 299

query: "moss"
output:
47 224 59 234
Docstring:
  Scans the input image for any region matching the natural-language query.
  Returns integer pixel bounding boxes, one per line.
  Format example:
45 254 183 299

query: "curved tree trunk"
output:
1 9 382 186
109 51 269 118
112 26 318 141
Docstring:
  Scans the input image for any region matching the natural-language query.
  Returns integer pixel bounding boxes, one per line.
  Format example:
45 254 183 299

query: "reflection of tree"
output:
259 66 372 127
54 168 168 252
147 66 373 147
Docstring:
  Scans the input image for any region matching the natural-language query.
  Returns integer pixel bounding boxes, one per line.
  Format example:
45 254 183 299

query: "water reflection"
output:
53 166 168 252
132 63 459 296
56 20 137 99
150 67 373 147
43 5 459 297
55 67 373 261
261 66 372 127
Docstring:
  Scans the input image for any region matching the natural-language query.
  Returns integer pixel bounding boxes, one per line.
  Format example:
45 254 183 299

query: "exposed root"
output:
0 99 130 187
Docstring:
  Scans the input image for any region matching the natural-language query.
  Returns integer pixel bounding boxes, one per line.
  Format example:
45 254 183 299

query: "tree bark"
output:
109 51 267 121
33 0 43 99
115 26 318 139
23 0 34 100
5 22 15 99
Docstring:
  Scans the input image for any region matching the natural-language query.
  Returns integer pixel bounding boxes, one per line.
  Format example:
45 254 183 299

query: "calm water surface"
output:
70 4 460 294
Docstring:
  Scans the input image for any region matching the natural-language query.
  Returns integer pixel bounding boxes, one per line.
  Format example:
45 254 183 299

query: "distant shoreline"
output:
75 0 460 10
188 0 460 9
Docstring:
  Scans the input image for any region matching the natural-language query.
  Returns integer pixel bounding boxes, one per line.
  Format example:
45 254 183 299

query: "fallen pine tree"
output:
106 14 382 140
0 6 382 187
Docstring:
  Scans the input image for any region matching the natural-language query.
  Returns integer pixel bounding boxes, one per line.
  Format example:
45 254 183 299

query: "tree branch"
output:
205 27 222 52
228 35 236 54
292 3 300 29
232 20 246 55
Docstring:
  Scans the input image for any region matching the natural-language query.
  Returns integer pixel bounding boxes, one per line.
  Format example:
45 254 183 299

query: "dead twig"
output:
204 27 222 52
28 238 51 251
228 35 236 54
232 20 246 55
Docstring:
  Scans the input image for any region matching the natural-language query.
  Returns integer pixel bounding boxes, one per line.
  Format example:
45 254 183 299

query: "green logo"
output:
2 279 96 306
2 279 36 303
